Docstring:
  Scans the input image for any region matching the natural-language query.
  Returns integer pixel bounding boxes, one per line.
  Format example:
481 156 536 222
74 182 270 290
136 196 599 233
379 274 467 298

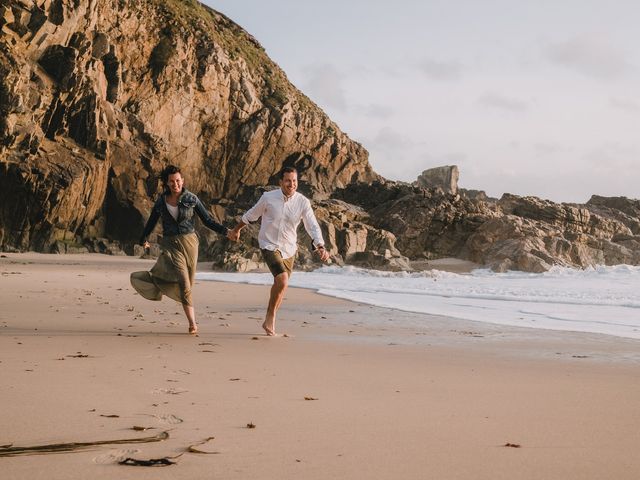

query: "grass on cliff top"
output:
146 0 316 111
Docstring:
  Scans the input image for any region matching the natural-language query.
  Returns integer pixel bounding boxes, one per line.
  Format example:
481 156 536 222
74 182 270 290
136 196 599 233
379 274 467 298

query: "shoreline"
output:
3 252 640 363
2 253 640 479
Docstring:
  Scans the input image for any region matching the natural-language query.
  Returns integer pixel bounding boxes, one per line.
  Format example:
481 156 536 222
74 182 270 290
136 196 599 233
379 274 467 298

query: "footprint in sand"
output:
152 387 188 395
153 413 184 424
93 448 141 464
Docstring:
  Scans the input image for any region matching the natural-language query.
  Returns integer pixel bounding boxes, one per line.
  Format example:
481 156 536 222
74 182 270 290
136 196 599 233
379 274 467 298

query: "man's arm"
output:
301 200 330 262
228 193 267 240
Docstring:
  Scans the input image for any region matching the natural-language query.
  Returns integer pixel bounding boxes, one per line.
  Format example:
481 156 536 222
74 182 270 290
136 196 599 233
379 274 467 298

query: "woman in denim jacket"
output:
131 165 234 334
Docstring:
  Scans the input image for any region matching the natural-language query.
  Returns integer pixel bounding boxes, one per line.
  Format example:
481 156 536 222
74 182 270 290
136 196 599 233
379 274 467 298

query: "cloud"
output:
300 63 348 111
362 127 419 180
418 151 468 169
610 97 640 114
419 58 462 81
583 143 638 170
355 103 395 119
371 126 412 150
533 142 569 156
545 33 632 80
578 144 640 200
350 64 402 79
478 92 528 112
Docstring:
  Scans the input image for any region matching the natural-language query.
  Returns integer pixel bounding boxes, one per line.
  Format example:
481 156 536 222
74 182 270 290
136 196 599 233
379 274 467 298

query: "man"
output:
229 167 330 335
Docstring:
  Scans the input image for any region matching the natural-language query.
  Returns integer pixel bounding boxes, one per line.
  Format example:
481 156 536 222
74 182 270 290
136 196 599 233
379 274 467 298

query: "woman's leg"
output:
182 304 197 333
177 234 199 334
154 234 199 334
174 259 196 333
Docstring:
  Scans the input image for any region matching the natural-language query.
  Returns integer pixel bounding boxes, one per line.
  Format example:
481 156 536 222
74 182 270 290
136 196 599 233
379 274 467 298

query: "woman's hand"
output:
226 228 240 242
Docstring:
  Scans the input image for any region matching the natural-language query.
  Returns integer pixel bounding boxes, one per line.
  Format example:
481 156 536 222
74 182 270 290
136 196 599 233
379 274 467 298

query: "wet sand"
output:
1 253 639 479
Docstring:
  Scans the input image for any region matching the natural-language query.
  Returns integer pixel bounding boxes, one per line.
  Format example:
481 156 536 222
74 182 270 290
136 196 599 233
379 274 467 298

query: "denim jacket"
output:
139 189 227 244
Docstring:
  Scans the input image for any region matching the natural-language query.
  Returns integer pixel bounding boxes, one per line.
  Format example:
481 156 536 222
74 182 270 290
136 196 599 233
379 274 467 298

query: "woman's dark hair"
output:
279 166 298 179
160 165 182 192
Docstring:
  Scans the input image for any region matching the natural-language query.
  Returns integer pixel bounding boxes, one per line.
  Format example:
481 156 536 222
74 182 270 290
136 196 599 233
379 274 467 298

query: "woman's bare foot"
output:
183 305 197 335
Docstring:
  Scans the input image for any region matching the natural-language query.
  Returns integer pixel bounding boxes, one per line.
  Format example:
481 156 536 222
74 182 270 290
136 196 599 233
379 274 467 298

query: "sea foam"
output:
197 264 640 339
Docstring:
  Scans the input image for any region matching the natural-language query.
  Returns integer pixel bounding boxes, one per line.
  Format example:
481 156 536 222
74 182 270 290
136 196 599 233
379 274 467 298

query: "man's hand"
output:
316 245 330 262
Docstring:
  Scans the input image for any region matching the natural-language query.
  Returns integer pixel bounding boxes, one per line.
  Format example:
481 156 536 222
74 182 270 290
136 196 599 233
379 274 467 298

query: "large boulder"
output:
586 195 640 235
414 165 459 194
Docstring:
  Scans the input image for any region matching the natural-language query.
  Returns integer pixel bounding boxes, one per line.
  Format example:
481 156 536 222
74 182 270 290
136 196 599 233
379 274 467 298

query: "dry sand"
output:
1 253 639 479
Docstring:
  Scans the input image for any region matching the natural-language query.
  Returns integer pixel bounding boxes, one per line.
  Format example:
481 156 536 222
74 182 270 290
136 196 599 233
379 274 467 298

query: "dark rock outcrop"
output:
586 195 640 235
339 181 640 272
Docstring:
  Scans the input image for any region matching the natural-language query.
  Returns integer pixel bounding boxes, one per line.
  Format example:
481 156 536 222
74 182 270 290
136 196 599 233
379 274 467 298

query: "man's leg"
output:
263 272 288 335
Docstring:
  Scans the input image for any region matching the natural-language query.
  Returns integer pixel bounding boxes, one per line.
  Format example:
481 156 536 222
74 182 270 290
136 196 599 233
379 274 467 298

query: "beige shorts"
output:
261 249 294 277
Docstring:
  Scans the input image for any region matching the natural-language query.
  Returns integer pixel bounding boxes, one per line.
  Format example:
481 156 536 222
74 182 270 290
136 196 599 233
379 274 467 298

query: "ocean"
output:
197 264 640 340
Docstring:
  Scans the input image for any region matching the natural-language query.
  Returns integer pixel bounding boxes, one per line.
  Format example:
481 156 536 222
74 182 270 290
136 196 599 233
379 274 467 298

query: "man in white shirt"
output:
229 167 330 335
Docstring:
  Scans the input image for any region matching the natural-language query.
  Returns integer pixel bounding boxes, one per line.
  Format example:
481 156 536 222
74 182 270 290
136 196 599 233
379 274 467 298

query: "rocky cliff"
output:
1 1 639 273
333 180 640 272
0 0 376 252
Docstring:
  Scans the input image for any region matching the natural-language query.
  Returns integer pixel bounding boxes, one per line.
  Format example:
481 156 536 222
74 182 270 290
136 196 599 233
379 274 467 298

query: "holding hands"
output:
226 226 241 242
224 221 329 263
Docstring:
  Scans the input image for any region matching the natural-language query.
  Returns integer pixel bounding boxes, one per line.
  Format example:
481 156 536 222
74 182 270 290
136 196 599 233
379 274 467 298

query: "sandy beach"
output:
1 253 639 479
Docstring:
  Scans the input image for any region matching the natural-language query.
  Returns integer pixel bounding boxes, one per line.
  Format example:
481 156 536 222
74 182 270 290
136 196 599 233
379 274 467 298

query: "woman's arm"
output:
139 200 162 245
194 197 228 235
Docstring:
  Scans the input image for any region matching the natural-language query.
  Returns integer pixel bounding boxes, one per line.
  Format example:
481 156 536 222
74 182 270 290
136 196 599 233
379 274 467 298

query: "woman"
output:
130 165 233 334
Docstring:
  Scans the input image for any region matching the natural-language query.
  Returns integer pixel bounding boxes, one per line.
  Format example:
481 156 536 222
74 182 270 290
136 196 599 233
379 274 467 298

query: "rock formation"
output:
414 165 459 195
335 181 640 272
0 0 376 253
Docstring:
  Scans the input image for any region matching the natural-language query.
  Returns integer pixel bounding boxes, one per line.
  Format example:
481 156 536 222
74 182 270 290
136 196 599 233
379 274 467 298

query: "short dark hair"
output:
160 165 182 193
279 166 298 179
161 165 181 184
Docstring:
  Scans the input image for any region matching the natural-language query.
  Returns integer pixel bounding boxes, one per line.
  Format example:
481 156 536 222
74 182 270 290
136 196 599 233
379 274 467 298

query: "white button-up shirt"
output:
241 189 325 259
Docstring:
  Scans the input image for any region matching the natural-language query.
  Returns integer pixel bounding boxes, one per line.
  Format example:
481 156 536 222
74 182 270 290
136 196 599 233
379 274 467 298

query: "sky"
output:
203 0 639 203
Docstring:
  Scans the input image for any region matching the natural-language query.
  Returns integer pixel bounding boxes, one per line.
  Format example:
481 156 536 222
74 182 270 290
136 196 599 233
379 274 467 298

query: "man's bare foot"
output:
189 324 198 335
262 319 275 336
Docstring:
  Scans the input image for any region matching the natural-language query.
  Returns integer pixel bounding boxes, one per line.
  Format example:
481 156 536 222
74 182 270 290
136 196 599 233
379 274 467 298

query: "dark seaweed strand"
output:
0 431 170 457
